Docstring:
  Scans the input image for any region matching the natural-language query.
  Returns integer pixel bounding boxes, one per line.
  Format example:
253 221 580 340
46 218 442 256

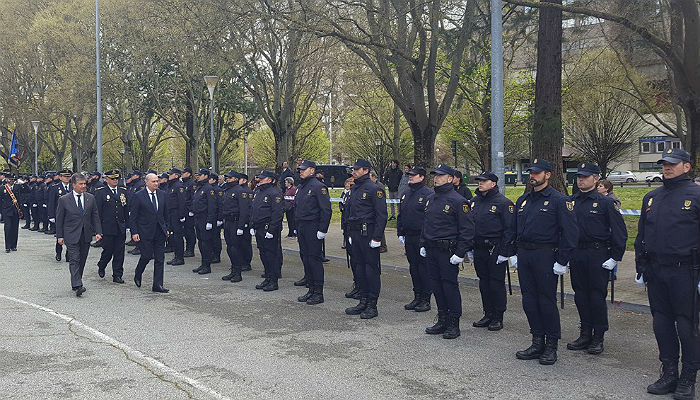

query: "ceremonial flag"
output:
8 130 20 168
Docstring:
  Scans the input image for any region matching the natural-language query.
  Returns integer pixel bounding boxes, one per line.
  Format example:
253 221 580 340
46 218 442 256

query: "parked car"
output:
314 164 351 188
645 172 663 183
606 170 638 183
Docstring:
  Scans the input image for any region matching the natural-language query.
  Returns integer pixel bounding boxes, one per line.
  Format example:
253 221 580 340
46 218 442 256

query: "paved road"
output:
0 228 663 399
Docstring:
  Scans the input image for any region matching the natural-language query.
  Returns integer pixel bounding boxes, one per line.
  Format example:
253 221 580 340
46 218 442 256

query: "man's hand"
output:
316 231 326 240
132 234 140 242
348 237 352 245
237 229 244 236
419 247 426 257
450 254 465 265
398 236 405 244
553 262 567 275
188 212 194 217
602 258 617 270
497 255 509 264
369 240 381 248
179 217 185 223
49 218 55 223
95 234 102 241
265 232 274 239
466 251 474 262
206 223 213 230
57 238 65 246
250 228 255 236
217 220 223 227
635 273 645 287
509 255 518 269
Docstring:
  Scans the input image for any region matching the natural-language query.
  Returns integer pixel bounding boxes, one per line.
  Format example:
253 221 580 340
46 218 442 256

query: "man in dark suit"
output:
129 173 169 293
95 170 129 283
56 173 102 296
48 170 73 259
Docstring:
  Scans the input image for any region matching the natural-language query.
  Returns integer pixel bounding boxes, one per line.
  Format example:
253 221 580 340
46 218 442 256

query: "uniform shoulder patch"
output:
242 193 247 198
275 196 281 203
508 205 514 214
210 190 215 195
179 187 184 193
566 201 574 211
321 187 328 195
463 204 469 213
218 191 223 196
377 190 384 198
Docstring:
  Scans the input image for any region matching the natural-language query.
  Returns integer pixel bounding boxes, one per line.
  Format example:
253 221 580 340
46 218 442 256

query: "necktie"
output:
113 189 117 197
151 192 157 212
77 194 83 212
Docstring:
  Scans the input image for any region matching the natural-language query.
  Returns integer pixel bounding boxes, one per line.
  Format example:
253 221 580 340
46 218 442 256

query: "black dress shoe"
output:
134 276 142 288
152 286 170 293
75 287 86 297
98 267 105 278
183 250 195 258
197 267 211 275
294 278 308 287
241 265 252 271
322 257 330 263
129 248 141 255
262 280 279 291
113 277 125 284
5 249 11 253
56 253 61 261
192 266 203 273
487 320 504 331
256 278 270 290
473 315 491 328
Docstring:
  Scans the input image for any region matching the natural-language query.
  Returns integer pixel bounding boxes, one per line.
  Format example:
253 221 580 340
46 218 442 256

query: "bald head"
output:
145 173 159 191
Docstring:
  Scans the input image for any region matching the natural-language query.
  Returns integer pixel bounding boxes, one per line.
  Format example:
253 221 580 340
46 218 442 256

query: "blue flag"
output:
8 130 19 168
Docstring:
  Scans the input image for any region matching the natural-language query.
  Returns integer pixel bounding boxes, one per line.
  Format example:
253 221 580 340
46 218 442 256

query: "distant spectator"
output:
597 179 621 208
453 171 473 200
398 163 411 199
280 161 293 190
694 177 700 186
383 160 402 220
284 177 297 237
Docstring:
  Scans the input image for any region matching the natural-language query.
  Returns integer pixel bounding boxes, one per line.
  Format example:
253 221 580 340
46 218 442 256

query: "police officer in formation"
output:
567 163 627 355
39 173 54 232
294 160 332 305
48 170 73 261
210 172 224 264
220 171 250 282
181 167 198 258
94 170 129 283
471 172 515 332
250 170 284 292
397 167 433 312
636 148 700 399
512 159 578 365
191 169 218 275
1 174 28 252
165 168 187 266
419 164 474 339
344 159 388 319
238 174 254 271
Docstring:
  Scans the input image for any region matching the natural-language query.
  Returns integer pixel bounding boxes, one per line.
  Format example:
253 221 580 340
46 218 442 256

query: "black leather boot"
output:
647 361 679 395
221 266 235 281
414 293 431 312
360 299 378 319
197 266 211 275
298 288 314 302
487 316 504 331
255 278 271 290
404 293 421 310
306 287 324 305
241 264 252 271
566 327 592 351
262 279 279 291
442 316 461 339
586 330 604 355
539 336 558 365
673 368 697 400
472 314 491 328
516 335 545 360
230 266 242 282
345 298 368 315
294 277 308 287
425 312 448 335
344 283 358 298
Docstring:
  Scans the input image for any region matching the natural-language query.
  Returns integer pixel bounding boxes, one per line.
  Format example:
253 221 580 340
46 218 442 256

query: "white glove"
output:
553 262 567 275
179 217 185 223
467 251 474 262
17 179 25 184
635 273 645 286
369 240 381 248
43 204 47 208
265 232 273 239
398 235 405 244
509 255 518 269
450 254 465 265
236 229 244 236
697 281 700 295
316 231 326 240
348 237 352 245
188 212 194 217
497 255 509 264
126 228 131 235
32 204 37 207
206 223 213 230
250 228 255 236
217 220 223 227
602 258 617 271
420 247 426 257
49 218 55 223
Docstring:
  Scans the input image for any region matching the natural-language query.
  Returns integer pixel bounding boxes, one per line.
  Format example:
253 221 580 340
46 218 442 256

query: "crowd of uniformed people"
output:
1 147 699 399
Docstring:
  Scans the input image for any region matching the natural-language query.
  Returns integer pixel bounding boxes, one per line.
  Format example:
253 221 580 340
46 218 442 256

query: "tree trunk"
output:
185 98 194 169
412 123 436 171
532 0 567 193
392 103 401 161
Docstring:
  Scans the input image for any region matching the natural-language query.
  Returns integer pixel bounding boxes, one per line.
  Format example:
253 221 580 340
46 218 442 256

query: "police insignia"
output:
377 190 384 198
667 149 673 154
418 197 423 203
362 193 367 199
521 200 527 208
544 201 549 206
308 189 312 194
210 190 214 195
401 195 406 200
218 191 222 196
120 194 127 206
566 201 574 211
276 197 281 203
321 187 327 195
614 203 620 211
648 198 653 207
106 195 110 200
581 163 585 168
685 200 692 207
463 204 469 213
242 193 247 198
232 193 235 197
533 159 538 163
180 188 184 193
264 196 268 202
593 202 598 208
444 204 450 211
508 205 514 214
491 205 497 211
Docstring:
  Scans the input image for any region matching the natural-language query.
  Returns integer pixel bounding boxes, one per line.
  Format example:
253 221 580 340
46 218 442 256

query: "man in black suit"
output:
130 173 169 293
55 173 102 296
95 170 129 283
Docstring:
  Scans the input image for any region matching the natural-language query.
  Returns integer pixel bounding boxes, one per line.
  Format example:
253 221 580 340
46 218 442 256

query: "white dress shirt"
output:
146 188 158 211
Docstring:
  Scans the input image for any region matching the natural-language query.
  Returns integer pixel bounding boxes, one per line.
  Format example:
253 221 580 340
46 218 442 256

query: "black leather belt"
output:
517 241 556 250
578 241 610 249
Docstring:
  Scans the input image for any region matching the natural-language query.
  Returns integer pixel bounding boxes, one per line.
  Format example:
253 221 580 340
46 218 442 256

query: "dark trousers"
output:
168 215 184 260
67 240 90 289
517 247 561 339
256 230 282 279
195 218 212 266
213 224 222 260
184 215 196 252
349 228 381 300
3 214 19 249
98 233 126 278
242 229 253 266
474 247 507 320
30 205 39 227
425 246 461 318
20 204 30 226
405 234 431 296
297 221 324 289
647 261 700 371
286 207 296 235
570 248 610 332
135 230 166 288
40 206 48 229
224 220 243 266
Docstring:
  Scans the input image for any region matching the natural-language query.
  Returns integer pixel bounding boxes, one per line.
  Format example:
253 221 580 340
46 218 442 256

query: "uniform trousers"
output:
194 217 213 266
517 247 561 339
168 215 184 260
184 215 196 253
97 233 125 278
349 226 381 300
223 218 243 266
297 221 324 289
425 246 461 318
405 234 431 296
3 214 19 249
474 247 507 320
256 230 282 279
570 247 610 332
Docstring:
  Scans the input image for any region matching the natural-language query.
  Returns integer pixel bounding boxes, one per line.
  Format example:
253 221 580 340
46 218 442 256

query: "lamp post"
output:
96 0 103 173
490 0 505 193
204 75 218 171
31 121 40 175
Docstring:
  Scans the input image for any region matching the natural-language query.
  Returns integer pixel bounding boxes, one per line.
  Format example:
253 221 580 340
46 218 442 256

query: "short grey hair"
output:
285 177 295 185
71 173 87 185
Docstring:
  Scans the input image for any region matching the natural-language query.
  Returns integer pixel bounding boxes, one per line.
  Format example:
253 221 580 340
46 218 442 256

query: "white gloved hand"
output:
43 204 47 208
602 258 617 270
32 204 37 207
398 236 405 244
509 255 518 268
206 223 213 230
369 240 381 248
697 281 700 295
236 229 244 236
217 220 223 227
316 231 326 240
348 237 352 245
17 179 25 184
497 255 509 264
188 212 194 217
467 251 474 262
179 217 185 223
635 273 645 286
553 262 567 275
125 228 130 235
265 232 273 239
450 254 465 265
250 228 255 236
420 247 427 257
49 218 55 223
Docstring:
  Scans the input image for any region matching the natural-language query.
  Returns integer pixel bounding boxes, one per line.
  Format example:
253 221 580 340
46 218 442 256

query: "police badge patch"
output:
120 193 127 206
180 187 184 193
377 190 384 198
276 197 281 203
463 204 469 213
508 205 514 214
321 187 328 195
566 201 574 211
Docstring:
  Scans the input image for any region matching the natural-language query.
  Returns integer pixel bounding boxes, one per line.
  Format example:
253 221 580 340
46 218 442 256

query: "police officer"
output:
126 170 144 254
48 170 73 260
250 170 284 291
191 169 217 275
165 168 187 266
181 168 197 257
397 167 434 312
87 171 102 194
344 159 388 319
636 148 700 399
419 164 474 339
1 174 28 252
210 172 224 264
512 159 578 365
294 160 332 305
567 162 627 355
94 170 129 283
471 172 515 332
238 174 254 271
220 171 250 282
39 172 53 232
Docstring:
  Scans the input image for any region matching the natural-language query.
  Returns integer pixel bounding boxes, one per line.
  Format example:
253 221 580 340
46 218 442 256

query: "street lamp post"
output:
96 0 103 173
204 75 218 171
31 121 40 175
491 0 505 194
